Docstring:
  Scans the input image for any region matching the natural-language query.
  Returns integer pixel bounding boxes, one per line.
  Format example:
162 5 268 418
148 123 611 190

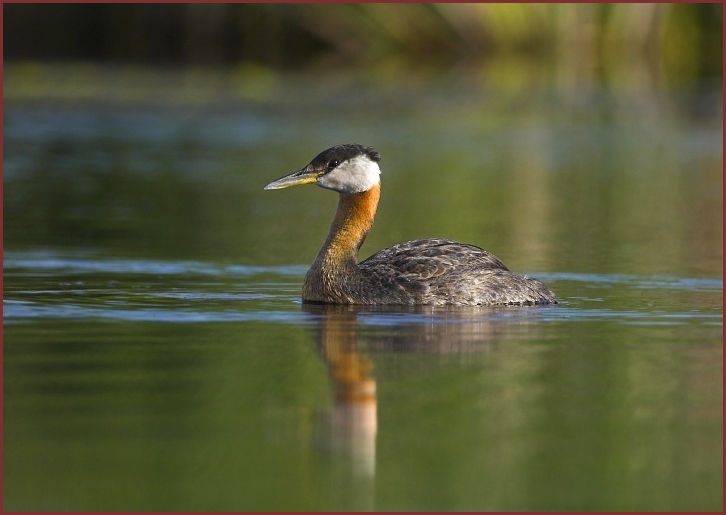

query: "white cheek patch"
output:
318 156 381 194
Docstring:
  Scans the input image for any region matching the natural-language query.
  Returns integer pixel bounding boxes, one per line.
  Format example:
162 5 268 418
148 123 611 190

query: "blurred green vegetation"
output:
4 3 722 86
3 4 722 280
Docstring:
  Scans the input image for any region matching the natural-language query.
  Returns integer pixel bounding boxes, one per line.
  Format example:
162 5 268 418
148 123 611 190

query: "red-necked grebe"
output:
264 144 555 306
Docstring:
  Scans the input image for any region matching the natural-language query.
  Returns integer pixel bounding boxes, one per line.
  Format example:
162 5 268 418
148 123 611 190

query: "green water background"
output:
3 4 723 511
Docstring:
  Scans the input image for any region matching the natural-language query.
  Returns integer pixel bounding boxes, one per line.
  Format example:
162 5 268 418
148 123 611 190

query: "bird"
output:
264 144 555 306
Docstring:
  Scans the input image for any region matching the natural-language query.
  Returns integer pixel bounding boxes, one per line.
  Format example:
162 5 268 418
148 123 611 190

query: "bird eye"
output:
328 160 340 170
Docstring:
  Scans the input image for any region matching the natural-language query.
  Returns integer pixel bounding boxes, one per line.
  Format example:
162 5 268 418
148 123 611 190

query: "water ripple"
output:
4 251 721 327
3 250 308 278
3 301 305 324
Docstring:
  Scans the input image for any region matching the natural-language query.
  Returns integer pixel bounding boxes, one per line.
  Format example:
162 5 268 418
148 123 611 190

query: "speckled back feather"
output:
355 238 555 306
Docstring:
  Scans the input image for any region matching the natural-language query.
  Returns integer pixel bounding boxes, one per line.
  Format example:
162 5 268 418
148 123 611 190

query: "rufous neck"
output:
316 183 381 267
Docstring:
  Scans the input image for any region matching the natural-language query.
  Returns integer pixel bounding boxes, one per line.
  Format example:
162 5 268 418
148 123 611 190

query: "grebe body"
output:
264 144 555 306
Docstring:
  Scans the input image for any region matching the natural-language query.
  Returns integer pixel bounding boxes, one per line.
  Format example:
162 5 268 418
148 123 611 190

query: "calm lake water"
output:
3 68 723 511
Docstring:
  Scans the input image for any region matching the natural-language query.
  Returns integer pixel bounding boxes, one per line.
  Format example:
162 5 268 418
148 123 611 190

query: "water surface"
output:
4 249 722 511
3 71 722 511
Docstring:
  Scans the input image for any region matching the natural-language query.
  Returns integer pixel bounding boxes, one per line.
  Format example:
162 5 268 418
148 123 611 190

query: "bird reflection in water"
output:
304 304 378 479
303 302 547 509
